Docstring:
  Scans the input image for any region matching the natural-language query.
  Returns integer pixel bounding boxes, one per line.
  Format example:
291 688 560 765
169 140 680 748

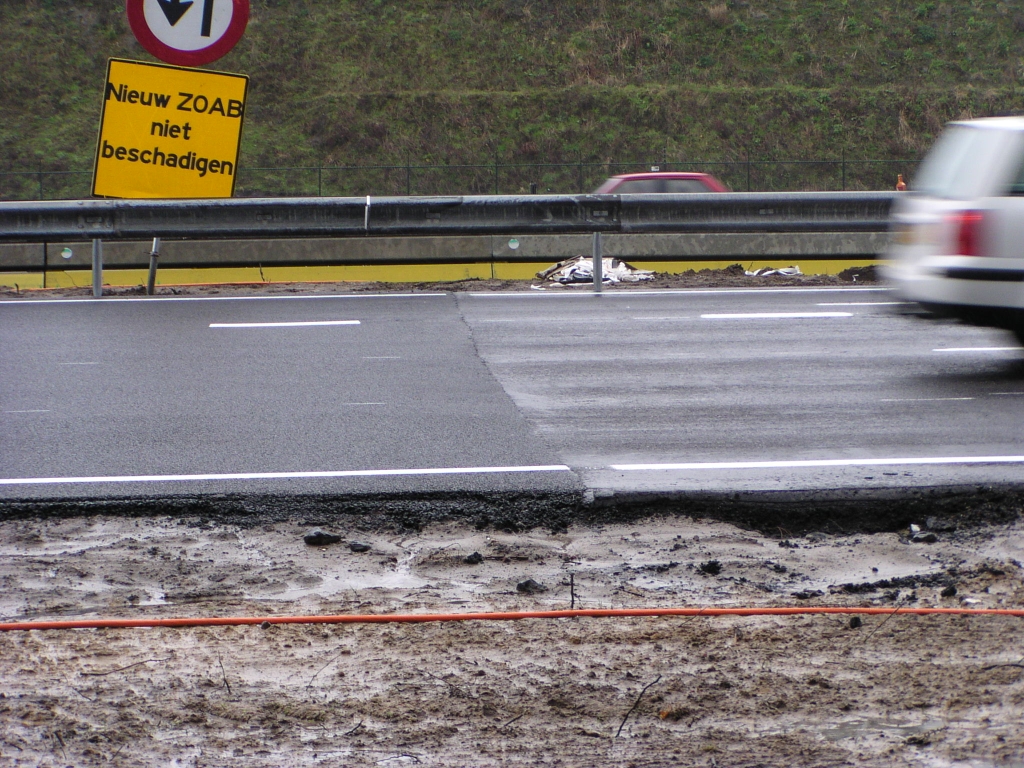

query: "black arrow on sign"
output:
200 0 214 37
156 0 194 27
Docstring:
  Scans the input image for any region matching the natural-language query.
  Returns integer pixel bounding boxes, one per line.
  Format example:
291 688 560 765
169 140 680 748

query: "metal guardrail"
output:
0 192 895 243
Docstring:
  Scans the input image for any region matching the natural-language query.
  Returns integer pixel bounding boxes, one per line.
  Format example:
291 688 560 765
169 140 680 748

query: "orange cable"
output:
2 605 1023 632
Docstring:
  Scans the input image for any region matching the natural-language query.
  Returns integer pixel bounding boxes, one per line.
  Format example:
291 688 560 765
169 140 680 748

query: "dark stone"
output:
911 532 938 544
849 616 862 629
792 589 823 600
349 541 371 553
941 585 958 598
698 559 722 575
463 551 484 565
304 530 342 546
516 578 548 594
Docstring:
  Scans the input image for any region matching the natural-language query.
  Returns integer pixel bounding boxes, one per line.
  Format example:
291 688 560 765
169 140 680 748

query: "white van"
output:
884 116 1024 344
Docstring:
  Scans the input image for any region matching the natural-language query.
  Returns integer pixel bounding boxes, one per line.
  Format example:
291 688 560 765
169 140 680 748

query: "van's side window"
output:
1009 157 1024 195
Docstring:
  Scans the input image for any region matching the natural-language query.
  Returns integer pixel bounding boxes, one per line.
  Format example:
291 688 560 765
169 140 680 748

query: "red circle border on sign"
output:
126 0 249 67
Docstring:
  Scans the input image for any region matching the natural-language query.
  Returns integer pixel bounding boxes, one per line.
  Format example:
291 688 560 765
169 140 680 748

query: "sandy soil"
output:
2 512 1023 767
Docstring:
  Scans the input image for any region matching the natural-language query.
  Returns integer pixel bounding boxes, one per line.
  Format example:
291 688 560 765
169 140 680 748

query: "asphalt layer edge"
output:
2 484 1021 536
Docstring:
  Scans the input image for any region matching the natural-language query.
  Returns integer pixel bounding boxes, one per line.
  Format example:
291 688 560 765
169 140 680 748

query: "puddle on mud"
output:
818 717 944 742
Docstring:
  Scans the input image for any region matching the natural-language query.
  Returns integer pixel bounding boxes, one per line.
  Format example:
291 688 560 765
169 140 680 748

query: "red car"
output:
593 172 729 194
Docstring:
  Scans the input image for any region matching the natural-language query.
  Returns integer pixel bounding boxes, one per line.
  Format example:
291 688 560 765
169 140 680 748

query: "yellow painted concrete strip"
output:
1 259 880 290
0 273 45 290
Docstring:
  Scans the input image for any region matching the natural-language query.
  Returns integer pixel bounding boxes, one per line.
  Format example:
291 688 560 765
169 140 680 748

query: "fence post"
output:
406 161 412 196
494 154 499 195
842 148 846 191
592 231 603 294
578 156 584 194
746 150 751 192
318 165 322 197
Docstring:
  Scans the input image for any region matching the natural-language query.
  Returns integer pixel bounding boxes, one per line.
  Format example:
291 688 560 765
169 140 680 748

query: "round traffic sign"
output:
127 0 249 67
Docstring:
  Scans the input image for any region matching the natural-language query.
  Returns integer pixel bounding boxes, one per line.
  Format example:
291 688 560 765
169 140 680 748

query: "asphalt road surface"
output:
3 286 1024 508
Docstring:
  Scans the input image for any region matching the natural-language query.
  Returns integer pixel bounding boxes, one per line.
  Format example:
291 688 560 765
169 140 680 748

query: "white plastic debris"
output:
745 266 803 277
535 256 654 285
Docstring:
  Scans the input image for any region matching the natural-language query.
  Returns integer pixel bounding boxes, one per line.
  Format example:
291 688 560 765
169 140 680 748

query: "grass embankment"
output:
2 0 1024 197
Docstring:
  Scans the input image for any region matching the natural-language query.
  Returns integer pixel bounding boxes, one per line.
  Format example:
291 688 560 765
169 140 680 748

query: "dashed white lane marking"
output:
700 312 853 320
0 465 573 486
993 392 1024 396
612 456 1024 471
879 397 975 402
933 347 1020 353
209 320 361 328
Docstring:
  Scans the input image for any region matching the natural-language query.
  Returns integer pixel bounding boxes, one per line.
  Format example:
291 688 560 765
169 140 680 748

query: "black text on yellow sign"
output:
92 58 248 199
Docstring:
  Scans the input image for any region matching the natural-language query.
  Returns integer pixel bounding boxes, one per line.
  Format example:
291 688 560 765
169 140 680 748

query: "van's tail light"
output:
947 210 986 256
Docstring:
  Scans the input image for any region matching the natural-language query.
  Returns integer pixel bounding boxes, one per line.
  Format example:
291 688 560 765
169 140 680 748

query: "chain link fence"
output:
0 157 919 201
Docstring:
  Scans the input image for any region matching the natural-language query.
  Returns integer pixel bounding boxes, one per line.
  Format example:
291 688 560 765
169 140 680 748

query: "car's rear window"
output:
913 124 1019 199
615 179 664 193
664 179 711 193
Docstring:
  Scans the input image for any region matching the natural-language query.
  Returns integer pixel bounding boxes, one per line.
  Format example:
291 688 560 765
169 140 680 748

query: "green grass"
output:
2 0 1023 196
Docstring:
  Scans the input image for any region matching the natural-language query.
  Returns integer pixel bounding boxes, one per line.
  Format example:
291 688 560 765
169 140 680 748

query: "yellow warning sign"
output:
92 58 248 199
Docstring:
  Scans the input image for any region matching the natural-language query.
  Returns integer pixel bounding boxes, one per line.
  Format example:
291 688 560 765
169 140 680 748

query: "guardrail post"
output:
592 231 603 294
91 239 103 298
146 237 160 295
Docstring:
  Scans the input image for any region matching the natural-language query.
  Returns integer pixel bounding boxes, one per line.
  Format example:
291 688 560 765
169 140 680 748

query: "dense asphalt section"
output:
0 293 579 502
3 286 1024 526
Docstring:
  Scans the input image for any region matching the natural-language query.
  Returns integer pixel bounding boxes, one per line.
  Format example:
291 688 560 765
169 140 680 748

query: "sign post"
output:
86 1 249 295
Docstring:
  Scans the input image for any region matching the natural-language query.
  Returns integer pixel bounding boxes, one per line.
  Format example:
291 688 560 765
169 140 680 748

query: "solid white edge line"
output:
933 347 1021 353
467 287 889 297
0 465 572 486
815 305 913 309
701 312 853 319
2 288 889 305
209 320 361 328
612 456 1024 471
0 293 446 305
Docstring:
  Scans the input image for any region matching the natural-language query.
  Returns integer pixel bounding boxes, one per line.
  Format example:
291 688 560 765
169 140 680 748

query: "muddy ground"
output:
2 512 1023 768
